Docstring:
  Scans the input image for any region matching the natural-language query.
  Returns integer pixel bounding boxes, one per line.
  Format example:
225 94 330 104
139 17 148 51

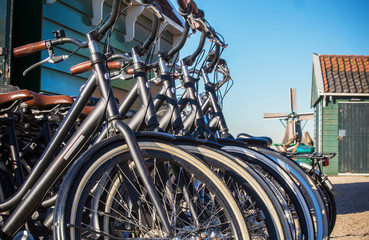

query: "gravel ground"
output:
328 175 369 239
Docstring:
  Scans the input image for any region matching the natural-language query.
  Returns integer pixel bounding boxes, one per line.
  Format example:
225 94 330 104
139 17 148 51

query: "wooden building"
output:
1 0 183 100
311 53 369 175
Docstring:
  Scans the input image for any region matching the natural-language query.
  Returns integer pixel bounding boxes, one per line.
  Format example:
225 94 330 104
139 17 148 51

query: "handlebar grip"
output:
126 68 134 74
70 61 122 74
70 61 92 74
13 41 47 57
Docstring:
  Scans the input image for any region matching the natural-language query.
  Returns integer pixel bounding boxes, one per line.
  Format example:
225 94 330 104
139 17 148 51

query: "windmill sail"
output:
297 112 314 121
263 88 314 145
263 113 288 119
290 88 297 112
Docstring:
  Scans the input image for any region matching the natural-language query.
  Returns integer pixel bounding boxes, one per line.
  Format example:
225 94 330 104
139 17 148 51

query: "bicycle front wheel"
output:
53 137 249 239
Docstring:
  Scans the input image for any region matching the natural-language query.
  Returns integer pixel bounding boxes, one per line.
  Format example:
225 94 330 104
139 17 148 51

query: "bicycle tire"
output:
53 137 249 239
177 142 293 240
221 146 315 240
249 146 330 240
309 172 337 235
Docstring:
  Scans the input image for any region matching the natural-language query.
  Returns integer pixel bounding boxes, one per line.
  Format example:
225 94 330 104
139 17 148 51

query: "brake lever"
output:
147 71 163 85
108 68 134 81
23 46 69 76
187 16 200 32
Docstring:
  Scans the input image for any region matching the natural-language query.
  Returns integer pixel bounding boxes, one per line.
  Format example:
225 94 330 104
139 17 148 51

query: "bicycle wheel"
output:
309 172 337 235
54 137 249 239
176 143 293 240
249 146 329 240
220 145 315 240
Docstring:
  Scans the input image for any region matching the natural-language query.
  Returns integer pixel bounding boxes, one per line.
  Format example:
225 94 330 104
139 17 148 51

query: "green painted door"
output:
338 103 369 173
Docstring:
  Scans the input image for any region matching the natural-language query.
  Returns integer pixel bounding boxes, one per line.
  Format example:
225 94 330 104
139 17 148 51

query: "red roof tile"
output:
319 54 369 93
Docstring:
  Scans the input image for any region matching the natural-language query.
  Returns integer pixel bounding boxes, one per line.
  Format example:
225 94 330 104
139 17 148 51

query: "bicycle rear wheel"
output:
221 146 315 240
250 146 329 240
309 172 337 235
53 137 249 239
177 142 293 240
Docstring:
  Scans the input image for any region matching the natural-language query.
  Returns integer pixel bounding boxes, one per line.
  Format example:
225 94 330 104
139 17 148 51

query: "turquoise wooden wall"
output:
40 0 174 96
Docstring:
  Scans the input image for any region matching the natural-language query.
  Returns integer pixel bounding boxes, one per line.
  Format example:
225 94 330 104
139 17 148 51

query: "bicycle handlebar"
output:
13 41 47 57
189 0 200 16
70 52 133 74
177 0 200 16
14 37 89 58
177 0 189 11
181 29 206 66
136 15 160 56
96 0 121 41
70 61 123 74
166 21 190 59
189 30 206 63
204 43 220 73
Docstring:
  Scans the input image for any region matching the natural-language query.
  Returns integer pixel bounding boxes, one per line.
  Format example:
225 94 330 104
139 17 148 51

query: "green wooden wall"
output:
319 97 369 175
320 100 339 175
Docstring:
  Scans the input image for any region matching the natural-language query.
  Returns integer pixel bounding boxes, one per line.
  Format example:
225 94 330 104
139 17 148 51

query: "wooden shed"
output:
1 0 183 100
311 53 369 175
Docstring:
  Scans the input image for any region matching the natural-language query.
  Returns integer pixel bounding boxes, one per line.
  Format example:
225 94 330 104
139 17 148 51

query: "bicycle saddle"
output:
25 91 74 109
0 90 33 108
237 133 273 147
79 105 94 119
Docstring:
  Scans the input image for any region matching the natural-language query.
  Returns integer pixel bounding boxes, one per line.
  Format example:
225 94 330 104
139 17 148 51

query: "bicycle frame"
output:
200 68 233 138
1 113 25 187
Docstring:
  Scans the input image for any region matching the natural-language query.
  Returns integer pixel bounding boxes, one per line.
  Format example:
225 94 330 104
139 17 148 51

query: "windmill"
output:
264 88 314 148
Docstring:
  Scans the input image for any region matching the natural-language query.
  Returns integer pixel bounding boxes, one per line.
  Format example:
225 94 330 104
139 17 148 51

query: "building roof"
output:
319 55 369 93
156 0 183 27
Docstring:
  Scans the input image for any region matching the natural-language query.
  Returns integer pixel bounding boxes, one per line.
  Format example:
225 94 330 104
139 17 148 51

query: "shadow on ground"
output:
332 182 369 215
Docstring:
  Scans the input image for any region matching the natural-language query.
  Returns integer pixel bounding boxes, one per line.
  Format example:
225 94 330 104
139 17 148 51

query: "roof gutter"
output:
313 91 369 107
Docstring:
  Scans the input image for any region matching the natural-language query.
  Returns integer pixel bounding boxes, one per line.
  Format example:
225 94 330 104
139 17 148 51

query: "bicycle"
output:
286 152 337 235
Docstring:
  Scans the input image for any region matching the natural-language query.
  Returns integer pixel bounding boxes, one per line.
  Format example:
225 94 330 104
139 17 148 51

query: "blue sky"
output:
173 0 369 143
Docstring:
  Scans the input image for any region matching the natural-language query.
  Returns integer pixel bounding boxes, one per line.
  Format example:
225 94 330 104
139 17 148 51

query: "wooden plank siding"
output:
320 98 369 174
40 0 174 98
321 101 339 175
338 102 369 173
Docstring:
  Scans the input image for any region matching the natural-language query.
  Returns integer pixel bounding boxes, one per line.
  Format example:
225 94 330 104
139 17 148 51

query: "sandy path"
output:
328 176 369 240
